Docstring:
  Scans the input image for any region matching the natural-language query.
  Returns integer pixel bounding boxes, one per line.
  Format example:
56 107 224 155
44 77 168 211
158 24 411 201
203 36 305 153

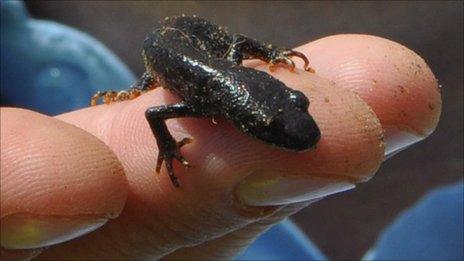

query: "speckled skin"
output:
136 16 320 187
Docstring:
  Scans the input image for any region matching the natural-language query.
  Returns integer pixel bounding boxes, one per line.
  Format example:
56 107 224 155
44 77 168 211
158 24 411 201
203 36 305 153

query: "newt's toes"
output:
175 153 190 168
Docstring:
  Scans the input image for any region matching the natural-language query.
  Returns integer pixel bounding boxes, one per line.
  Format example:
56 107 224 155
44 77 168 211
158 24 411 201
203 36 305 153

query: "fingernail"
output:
1 213 108 250
384 126 424 159
237 171 355 207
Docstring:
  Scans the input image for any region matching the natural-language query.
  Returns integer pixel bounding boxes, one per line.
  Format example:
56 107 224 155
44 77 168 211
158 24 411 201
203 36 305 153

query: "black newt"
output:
91 15 321 187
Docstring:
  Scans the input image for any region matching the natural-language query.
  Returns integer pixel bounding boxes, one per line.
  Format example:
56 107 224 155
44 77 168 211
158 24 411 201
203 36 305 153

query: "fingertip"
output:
1 107 128 227
296 34 441 155
233 68 384 207
260 68 385 180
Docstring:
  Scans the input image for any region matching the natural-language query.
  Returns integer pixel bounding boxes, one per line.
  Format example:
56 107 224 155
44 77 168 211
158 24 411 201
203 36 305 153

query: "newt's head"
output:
262 106 320 151
223 68 320 151
252 89 320 151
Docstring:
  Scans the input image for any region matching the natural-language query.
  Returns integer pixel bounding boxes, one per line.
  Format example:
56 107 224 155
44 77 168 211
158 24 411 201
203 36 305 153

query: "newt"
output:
91 15 320 187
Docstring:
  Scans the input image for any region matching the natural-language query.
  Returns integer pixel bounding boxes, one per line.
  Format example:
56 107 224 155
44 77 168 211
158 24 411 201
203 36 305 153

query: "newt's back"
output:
160 15 233 58
142 26 232 105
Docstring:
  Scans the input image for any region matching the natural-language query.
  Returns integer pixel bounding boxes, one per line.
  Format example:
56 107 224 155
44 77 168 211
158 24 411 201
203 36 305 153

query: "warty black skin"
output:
131 16 320 187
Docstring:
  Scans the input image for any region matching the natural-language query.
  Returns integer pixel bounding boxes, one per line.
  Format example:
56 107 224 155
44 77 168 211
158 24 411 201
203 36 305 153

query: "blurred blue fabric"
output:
1 0 134 115
237 220 326 260
1 1 462 260
365 182 463 261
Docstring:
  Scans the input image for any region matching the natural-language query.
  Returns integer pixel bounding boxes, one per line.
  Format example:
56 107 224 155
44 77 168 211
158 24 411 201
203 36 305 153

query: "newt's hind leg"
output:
90 71 159 106
225 34 315 73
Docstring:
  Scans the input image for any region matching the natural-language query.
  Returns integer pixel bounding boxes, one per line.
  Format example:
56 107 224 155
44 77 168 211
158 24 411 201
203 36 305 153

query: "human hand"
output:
1 34 441 260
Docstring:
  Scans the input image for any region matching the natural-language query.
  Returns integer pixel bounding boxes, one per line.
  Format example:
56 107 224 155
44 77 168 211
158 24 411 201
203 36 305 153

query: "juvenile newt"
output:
91 15 320 187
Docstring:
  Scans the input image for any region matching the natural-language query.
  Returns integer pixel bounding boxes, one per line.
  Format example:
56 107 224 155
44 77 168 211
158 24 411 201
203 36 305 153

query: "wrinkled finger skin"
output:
0 108 128 260
1 109 127 218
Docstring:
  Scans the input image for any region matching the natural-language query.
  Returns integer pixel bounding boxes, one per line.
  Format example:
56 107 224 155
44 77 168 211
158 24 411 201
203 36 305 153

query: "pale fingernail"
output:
237 171 355 207
384 126 424 159
1 213 108 250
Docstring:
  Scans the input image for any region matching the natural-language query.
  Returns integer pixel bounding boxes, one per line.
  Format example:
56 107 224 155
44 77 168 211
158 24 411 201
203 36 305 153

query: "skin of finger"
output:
295 34 441 137
0 108 127 218
0 108 127 259
166 201 313 260
37 63 383 259
164 35 442 259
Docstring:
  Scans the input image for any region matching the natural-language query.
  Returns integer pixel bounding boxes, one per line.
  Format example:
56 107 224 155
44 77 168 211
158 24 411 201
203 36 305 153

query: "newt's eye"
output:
289 90 309 110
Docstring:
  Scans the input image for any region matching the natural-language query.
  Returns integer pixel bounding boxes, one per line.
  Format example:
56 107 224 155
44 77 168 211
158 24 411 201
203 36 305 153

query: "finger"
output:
295 34 441 156
38 60 382 259
0 108 127 258
166 35 441 259
166 201 314 260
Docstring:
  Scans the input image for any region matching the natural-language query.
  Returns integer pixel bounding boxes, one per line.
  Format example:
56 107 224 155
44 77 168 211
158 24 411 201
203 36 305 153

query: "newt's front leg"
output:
225 34 315 73
145 103 210 187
